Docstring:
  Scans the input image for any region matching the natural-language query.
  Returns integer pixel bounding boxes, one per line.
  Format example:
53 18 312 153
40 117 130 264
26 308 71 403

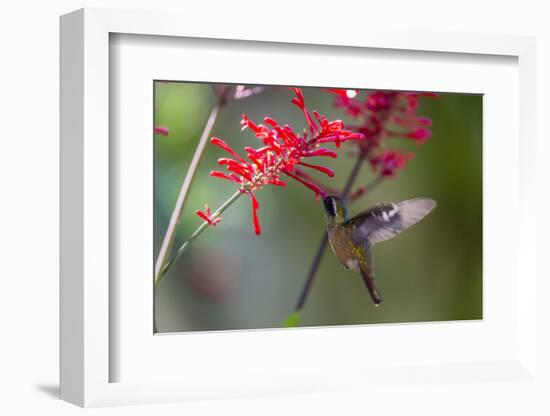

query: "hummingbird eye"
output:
323 196 338 217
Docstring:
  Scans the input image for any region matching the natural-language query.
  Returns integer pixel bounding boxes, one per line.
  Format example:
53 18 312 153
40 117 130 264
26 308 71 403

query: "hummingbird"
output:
322 195 436 306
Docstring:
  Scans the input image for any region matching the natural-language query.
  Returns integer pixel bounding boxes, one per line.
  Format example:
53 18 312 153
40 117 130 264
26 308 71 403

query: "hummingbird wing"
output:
346 198 436 246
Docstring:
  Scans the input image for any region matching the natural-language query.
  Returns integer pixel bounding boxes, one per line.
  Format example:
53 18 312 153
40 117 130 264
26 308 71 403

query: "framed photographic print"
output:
60 7 541 409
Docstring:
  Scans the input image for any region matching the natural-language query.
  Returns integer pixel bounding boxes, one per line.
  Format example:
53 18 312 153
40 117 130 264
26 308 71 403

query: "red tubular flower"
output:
249 192 261 235
326 89 362 117
297 161 335 177
294 168 340 196
370 150 414 177
366 91 392 112
325 88 359 98
207 88 365 235
196 204 222 226
154 126 169 136
406 127 432 143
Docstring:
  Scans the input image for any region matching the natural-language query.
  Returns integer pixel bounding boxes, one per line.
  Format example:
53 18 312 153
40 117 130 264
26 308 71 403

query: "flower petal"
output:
210 171 242 184
249 192 261 235
297 162 335 177
285 171 327 199
211 137 248 164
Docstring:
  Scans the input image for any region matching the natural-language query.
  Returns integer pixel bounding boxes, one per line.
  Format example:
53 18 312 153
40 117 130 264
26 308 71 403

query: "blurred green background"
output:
154 82 482 332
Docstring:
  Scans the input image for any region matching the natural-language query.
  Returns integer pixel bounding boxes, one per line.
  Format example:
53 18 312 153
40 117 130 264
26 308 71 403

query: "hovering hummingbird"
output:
322 196 436 306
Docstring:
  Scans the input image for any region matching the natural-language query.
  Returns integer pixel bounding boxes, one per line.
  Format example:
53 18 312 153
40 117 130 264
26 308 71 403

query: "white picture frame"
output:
60 7 540 408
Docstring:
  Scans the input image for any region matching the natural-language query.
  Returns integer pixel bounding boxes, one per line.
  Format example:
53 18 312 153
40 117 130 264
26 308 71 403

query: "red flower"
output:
329 89 363 117
370 150 414 177
196 204 222 226
208 88 365 234
325 88 359 98
366 91 392 112
405 127 432 143
154 126 169 136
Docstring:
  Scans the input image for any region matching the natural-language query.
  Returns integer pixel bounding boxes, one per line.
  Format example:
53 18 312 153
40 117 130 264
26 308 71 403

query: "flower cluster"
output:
333 89 435 181
200 88 365 234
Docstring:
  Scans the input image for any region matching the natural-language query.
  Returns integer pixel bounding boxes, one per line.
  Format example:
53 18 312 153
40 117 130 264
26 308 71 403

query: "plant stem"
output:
156 190 243 284
294 163 383 312
154 99 222 284
294 233 330 311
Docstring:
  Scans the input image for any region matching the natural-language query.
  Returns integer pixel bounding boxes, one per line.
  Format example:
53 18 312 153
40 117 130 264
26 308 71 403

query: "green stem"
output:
154 97 222 284
155 190 243 284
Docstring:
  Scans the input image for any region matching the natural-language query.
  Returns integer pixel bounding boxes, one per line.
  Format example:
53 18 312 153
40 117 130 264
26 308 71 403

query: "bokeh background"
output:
154 82 482 333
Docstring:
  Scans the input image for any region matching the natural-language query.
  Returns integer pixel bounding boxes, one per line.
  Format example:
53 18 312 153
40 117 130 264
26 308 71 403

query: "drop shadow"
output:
35 383 59 399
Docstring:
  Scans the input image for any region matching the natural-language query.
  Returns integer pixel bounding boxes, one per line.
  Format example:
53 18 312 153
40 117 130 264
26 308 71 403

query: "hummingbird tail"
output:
359 265 382 306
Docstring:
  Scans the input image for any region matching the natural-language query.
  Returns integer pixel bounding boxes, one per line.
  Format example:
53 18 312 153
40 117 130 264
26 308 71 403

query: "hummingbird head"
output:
323 195 348 224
